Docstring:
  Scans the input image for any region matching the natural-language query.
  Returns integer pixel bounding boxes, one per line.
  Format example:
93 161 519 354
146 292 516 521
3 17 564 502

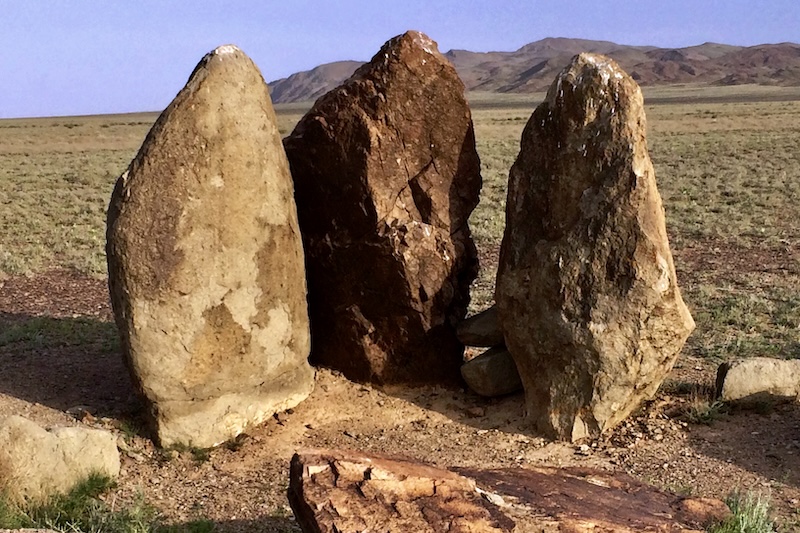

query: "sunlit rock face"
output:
284 31 482 385
106 45 314 448
496 53 694 441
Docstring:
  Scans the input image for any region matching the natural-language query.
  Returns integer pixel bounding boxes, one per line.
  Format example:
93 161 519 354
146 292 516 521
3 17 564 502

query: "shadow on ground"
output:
690 401 800 489
0 311 139 418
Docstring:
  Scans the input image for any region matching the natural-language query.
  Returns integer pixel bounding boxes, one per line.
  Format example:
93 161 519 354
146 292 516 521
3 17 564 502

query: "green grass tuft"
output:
0 473 215 532
708 492 776 533
0 316 119 351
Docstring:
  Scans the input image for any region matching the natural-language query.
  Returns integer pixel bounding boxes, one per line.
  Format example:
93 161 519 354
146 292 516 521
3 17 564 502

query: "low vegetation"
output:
709 492 777 533
0 473 212 532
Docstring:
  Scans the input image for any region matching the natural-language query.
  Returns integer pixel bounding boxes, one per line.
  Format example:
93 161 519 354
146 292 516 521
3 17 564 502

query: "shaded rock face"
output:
496 53 694 441
288 448 728 533
284 31 482 384
0 416 120 505
106 45 314 448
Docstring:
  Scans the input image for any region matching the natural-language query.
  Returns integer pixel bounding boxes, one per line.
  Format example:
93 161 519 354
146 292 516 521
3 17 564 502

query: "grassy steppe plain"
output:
1 85 800 530
5 85 797 365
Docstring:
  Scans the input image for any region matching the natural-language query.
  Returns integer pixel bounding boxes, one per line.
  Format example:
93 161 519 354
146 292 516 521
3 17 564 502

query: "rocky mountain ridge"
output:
269 37 800 103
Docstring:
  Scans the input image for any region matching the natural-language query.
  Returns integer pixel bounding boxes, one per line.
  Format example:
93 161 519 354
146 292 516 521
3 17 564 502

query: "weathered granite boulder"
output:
457 305 504 347
0 416 120 505
496 53 695 441
288 448 728 533
284 31 482 384
461 346 523 397
717 357 800 406
106 45 314 448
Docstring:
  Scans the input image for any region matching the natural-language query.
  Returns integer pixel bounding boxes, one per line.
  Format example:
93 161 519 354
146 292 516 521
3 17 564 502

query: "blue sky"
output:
1 0 798 118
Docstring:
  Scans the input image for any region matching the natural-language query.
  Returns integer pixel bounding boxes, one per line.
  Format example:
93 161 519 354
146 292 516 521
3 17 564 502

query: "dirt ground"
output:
2 270 800 532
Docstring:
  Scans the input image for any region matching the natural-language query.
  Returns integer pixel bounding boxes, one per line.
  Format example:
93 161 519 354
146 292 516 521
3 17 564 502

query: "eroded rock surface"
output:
496 53 694 441
0 416 120 505
288 448 728 533
289 449 512 533
284 31 481 384
106 45 314 448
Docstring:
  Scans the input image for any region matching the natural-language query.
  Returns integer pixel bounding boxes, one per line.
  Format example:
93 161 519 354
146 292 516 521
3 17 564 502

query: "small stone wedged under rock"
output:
496 53 694 441
106 45 314 448
288 448 728 533
284 31 482 384
457 305 504 347
0 416 120 505
461 346 523 398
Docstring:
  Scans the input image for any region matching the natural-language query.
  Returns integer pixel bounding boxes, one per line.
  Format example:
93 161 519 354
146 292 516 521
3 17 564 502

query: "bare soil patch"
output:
2 270 800 531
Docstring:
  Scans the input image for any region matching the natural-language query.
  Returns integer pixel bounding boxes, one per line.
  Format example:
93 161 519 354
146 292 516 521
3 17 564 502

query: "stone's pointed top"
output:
551 52 631 93
212 44 243 56
403 30 438 54
378 30 442 61
544 52 642 122
185 43 260 90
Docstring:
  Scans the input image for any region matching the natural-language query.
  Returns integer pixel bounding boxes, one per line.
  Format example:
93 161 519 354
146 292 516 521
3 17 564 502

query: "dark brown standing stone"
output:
496 54 694 441
284 31 482 384
106 45 314 448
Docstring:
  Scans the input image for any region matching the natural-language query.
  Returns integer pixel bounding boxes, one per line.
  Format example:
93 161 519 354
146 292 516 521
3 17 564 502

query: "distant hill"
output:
268 37 800 103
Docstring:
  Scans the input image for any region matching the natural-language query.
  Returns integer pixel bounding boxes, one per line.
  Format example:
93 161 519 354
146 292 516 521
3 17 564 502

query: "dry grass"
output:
2 86 799 366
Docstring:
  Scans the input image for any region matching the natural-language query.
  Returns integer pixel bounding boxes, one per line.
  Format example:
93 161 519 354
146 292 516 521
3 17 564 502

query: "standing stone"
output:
496 54 694 441
106 45 314 448
284 31 482 384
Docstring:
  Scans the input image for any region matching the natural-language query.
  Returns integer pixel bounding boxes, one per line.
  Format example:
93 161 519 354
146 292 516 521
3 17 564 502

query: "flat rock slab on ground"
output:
288 448 729 533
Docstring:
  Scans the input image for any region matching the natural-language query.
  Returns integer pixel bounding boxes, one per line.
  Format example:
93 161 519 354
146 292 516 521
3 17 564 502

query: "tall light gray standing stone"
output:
106 45 314 448
496 54 694 441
